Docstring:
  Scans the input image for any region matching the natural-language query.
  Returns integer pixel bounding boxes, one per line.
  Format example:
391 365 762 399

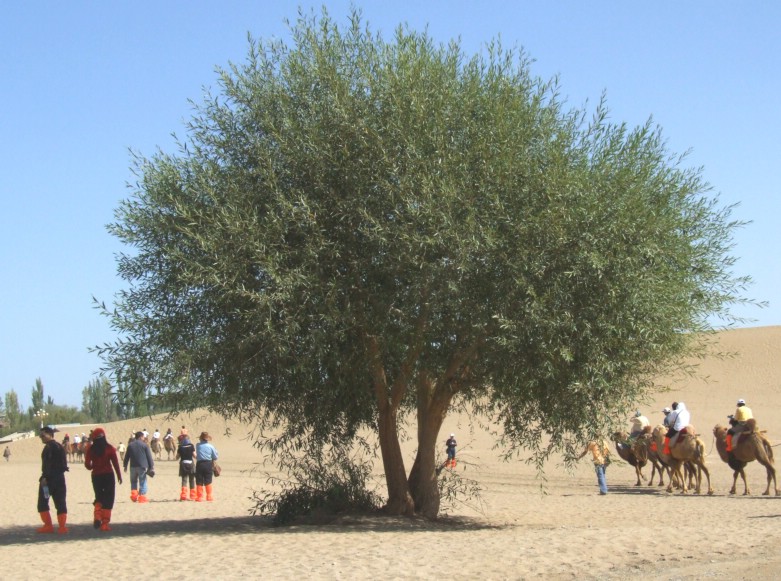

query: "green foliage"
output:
31 378 44 412
81 377 120 423
250 444 383 525
96 8 756 512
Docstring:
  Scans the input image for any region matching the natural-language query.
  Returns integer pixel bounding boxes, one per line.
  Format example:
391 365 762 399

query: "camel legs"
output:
730 469 750 495
760 461 779 496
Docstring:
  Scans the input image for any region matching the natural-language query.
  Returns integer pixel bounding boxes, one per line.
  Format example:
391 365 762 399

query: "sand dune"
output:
3 327 781 580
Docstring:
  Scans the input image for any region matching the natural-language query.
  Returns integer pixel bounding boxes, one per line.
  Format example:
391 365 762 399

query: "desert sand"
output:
2 327 781 580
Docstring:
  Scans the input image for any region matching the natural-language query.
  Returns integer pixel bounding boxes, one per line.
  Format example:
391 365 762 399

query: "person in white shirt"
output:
663 402 690 454
629 410 650 438
152 429 161 441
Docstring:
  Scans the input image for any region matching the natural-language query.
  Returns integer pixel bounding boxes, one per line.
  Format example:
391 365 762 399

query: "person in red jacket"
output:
84 427 123 531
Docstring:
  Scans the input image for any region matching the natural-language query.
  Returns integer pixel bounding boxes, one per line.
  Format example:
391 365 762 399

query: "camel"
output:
650 425 713 494
634 428 670 487
713 421 779 496
163 437 177 460
611 431 648 486
150 438 162 460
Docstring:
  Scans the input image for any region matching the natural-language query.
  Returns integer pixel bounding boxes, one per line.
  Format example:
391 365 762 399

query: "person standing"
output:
3 446 10 462
123 431 155 503
444 433 457 468
177 434 197 500
36 425 69 533
195 432 219 502
578 438 611 495
84 427 122 531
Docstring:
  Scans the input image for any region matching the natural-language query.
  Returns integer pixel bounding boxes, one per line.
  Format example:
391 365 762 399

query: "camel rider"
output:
726 399 753 452
663 402 690 455
630 410 650 438
164 428 174 441
152 429 160 442
662 407 672 428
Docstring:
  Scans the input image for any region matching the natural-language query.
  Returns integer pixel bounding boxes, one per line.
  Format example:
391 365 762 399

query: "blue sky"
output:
2 2 779 409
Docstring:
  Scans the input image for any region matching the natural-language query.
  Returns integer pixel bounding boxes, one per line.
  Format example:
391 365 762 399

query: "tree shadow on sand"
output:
0 513 507 546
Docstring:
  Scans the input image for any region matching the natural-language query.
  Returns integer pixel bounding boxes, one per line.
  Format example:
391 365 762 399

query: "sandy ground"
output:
2 327 781 580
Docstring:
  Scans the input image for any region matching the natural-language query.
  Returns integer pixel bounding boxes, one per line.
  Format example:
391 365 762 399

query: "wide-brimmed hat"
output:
662 407 671 414
199 431 211 441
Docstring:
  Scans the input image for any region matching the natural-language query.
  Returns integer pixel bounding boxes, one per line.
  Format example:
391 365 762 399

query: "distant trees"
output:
81 377 120 423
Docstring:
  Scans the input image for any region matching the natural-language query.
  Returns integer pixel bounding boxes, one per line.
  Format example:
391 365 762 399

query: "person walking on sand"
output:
36 425 69 533
124 431 155 503
177 434 197 500
3 446 10 462
85 427 122 531
195 431 219 502
578 438 611 495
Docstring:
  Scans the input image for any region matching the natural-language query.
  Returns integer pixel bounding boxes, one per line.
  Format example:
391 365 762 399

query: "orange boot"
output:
137 494 148 503
180 486 188 501
190 487 197 501
206 484 214 501
36 511 55 533
100 509 112 531
93 502 103 529
451 459 457 468
196 485 205 502
663 437 671 455
726 434 733 452
130 489 138 502
57 513 69 534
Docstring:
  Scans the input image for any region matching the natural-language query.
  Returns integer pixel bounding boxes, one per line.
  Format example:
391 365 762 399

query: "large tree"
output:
98 9 752 517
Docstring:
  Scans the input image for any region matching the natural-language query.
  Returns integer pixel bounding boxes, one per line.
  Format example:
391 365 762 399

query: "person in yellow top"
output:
726 398 753 452
578 439 611 495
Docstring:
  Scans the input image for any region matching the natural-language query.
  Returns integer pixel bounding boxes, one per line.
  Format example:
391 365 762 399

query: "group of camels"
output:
63 431 179 464
149 436 177 461
611 419 779 496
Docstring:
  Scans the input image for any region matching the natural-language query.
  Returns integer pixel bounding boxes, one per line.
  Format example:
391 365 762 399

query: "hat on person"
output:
737 399 746 406
199 431 211 441
40 425 59 435
662 407 671 414
92 427 106 439
450 433 455 437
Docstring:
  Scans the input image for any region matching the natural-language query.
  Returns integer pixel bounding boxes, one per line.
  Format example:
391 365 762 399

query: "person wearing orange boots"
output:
36 425 69 534
123 431 155 503
195 431 219 502
84 427 123 531
177 434 197 501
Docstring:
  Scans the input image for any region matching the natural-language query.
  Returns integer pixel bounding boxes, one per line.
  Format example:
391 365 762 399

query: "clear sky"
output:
2 2 779 409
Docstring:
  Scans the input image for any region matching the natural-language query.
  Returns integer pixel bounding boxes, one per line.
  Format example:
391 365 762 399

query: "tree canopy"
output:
98 8 752 517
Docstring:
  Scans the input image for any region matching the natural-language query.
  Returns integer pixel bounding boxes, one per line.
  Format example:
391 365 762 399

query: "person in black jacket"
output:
37 425 69 533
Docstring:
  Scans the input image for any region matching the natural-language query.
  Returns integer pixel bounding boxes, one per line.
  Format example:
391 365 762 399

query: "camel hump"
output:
642 425 653 435
745 418 758 432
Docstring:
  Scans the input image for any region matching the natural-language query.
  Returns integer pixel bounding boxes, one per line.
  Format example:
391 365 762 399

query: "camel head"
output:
713 425 727 439
611 431 628 442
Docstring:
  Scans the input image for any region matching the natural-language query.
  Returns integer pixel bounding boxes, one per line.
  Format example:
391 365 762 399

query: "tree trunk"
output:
377 403 415 515
407 382 451 518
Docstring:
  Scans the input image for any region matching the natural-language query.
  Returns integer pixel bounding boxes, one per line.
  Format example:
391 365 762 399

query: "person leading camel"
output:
727 399 753 452
578 438 611 495
663 401 691 455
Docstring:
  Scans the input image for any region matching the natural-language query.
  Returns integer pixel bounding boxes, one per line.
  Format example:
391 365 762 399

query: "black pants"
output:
91 472 116 510
37 474 67 514
195 460 214 486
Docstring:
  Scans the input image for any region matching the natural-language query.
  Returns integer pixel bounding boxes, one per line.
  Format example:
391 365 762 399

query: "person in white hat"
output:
444 433 457 468
662 407 673 428
727 398 753 452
